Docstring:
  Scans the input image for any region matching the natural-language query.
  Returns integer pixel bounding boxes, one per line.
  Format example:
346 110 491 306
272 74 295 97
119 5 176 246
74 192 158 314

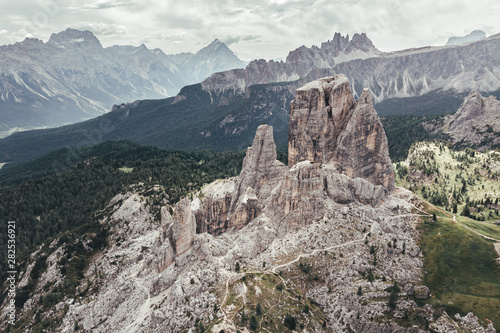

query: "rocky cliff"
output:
201 32 380 96
288 75 395 190
288 76 355 166
443 90 500 151
332 89 395 190
191 76 394 238
202 32 500 105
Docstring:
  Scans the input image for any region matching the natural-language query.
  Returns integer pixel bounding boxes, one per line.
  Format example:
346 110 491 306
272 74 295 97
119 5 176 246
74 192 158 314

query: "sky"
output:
0 0 499 61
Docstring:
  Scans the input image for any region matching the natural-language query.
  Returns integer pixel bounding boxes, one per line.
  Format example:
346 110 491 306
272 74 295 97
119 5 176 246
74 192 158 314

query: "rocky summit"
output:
443 89 500 151
288 75 395 190
5 77 496 333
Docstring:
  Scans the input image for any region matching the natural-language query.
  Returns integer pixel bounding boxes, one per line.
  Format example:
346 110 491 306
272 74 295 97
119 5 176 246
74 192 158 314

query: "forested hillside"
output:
0 142 270 286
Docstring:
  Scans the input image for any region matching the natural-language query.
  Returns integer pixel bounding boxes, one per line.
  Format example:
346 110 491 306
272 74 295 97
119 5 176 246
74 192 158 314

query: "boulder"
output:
414 285 431 299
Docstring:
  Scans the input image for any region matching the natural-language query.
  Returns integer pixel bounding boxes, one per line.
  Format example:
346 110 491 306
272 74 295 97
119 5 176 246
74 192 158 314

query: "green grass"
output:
419 216 500 329
118 167 134 173
462 220 500 241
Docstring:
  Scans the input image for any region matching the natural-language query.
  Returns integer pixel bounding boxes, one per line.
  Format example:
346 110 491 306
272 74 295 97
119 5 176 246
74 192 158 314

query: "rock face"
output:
443 90 500 151
191 77 394 238
288 75 355 166
171 198 196 257
202 32 379 94
9 76 496 333
332 89 395 190
7 78 496 332
203 32 500 105
288 75 395 190
229 124 286 228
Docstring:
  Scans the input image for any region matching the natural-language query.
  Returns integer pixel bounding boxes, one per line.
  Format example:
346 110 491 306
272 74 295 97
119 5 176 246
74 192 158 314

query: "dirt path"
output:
495 243 500 262
451 215 500 259
450 215 500 242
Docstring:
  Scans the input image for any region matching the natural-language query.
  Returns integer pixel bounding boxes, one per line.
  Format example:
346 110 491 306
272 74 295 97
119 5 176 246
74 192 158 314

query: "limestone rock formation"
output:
270 162 388 232
11 75 496 333
332 89 395 190
288 75 395 190
192 179 235 235
190 77 395 239
171 198 196 257
288 75 355 166
229 124 286 228
153 198 196 272
443 90 500 151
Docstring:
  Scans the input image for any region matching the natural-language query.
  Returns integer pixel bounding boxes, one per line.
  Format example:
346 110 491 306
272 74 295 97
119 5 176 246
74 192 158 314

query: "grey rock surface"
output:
3 76 496 333
202 33 500 106
288 76 395 190
443 89 500 151
332 88 395 190
288 75 355 166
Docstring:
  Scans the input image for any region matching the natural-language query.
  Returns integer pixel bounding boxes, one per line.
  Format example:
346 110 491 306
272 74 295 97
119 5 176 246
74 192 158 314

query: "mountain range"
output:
1 76 497 332
1 30 500 165
0 28 246 133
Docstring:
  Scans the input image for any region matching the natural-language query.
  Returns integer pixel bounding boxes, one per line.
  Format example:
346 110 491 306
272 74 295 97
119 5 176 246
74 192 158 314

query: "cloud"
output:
0 0 499 59
222 35 261 46
70 1 132 10
70 22 127 36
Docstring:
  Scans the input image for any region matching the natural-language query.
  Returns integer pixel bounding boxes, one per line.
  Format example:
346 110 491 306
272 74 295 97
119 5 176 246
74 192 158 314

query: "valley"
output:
0 75 498 332
0 29 246 131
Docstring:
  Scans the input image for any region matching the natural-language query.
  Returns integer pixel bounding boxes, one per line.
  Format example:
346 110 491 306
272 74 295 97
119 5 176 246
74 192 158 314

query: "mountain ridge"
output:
0 28 246 132
1 77 497 332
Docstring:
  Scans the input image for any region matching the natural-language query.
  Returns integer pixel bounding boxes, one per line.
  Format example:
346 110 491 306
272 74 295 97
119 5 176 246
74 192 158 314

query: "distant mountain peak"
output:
198 38 230 54
48 28 102 49
446 30 487 46
444 89 500 151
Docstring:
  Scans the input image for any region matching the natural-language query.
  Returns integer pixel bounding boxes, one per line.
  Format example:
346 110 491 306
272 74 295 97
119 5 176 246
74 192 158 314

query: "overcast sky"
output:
0 0 499 60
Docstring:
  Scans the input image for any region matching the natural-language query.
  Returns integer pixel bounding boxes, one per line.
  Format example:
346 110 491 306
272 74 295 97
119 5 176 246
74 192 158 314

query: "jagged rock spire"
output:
288 76 395 190
229 124 285 228
288 75 355 166
331 88 395 191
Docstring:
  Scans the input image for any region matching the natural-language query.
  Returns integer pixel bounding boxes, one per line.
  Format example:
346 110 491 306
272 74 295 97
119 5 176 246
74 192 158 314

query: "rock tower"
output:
288 75 395 190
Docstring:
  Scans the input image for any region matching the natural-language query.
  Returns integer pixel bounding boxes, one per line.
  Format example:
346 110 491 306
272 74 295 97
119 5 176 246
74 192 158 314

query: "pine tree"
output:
388 290 397 309
249 315 258 330
367 269 375 283
256 302 263 316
